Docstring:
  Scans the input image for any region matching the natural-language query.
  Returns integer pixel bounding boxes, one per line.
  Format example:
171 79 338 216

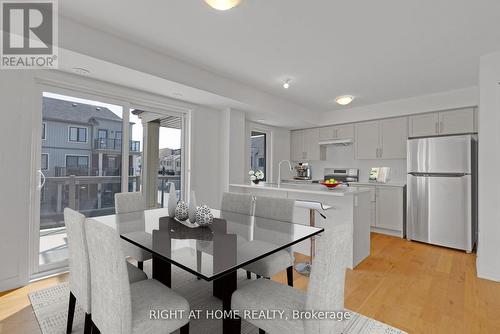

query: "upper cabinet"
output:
318 124 354 141
438 108 475 135
408 113 439 137
355 121 379 159
355 117 408 160
409 108 476 137
380 117 408 159
290 128 320 161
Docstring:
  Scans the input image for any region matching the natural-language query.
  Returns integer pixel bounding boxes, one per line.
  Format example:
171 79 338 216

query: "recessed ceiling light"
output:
205 0 241 10
72 67 90 75
283 79 291 89
335 95 354 105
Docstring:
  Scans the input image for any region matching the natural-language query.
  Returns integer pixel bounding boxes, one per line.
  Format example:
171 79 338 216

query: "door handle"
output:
37 170 46 190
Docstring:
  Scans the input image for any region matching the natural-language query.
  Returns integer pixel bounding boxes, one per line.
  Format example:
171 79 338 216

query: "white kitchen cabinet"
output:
335 124 354 139
319 126 335 141
355 121 379 159
438 108 475 135
376 186 404 232
303 128 320 160
318 124 354 141
355 118 407 160
409 113 439 137
290 130 304 161
380 117 408 159
290 128 320 161
409 108 476 137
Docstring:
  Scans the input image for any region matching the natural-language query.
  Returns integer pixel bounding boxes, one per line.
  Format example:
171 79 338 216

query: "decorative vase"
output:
175 201 189 221
196 204 214 227
188 191 197 223
252 179 260 185
167 182 177 217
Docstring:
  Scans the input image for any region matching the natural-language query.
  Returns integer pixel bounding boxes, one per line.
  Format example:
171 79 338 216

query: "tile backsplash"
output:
302 144 407 183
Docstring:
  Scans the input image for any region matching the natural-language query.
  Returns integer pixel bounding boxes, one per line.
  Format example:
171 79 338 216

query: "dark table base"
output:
152 256 241 334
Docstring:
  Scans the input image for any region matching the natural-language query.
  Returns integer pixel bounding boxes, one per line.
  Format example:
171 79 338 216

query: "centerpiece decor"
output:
175 201 189 221
249 170 264 184
196 204 214 227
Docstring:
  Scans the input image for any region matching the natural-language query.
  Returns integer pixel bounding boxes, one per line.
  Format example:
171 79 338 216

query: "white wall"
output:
477 51 500 282
190 106 223 209
320 87 478 126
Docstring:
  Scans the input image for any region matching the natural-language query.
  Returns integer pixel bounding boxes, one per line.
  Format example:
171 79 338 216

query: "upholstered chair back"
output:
86 218 133 334
254 196 295 223
305 223 351 334
221 192 254 216
64 208 91 313
115 192 145 214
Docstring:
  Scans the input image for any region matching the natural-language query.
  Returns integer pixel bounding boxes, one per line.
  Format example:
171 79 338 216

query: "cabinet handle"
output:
435 122 439 134
439 121 443 133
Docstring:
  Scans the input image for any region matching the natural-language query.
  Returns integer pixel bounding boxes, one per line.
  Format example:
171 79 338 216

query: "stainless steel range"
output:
323 168 359 183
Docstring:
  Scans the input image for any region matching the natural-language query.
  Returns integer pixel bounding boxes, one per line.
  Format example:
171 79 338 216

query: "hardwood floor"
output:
2 233 500 334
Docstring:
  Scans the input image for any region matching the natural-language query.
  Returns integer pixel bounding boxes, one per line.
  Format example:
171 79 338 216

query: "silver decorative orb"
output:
196 204 214 227
175 201 189 221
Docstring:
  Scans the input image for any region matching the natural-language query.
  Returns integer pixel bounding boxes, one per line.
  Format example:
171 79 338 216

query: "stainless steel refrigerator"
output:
407 134 477 252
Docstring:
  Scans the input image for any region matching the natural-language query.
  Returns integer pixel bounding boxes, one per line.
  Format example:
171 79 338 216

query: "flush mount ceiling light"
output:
204 0 241 10
283 79 291 89
335 95 354 106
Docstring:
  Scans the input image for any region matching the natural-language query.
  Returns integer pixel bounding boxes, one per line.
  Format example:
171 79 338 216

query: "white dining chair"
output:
115 192 152 270
196 192 254 277
242 196 296 286
64 208 148 334
231 223 351 334
85 217 190 334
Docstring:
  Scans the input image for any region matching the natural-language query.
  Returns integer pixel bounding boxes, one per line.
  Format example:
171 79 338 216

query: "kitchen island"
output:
229 183 371 268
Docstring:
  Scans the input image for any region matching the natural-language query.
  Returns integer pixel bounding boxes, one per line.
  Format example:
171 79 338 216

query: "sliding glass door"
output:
36 92 126 273
32 89 188 277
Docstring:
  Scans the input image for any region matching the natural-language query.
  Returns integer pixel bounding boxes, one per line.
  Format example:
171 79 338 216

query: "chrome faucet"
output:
278 160 293 187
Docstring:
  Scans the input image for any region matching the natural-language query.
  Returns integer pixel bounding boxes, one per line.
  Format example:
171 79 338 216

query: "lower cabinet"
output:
355 184 404 237
376 186 404 233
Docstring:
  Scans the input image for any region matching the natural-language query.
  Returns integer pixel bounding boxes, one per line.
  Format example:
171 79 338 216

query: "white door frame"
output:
29 72 193 279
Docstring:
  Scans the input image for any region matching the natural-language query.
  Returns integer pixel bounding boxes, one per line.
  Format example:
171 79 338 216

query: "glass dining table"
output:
91 208 323 334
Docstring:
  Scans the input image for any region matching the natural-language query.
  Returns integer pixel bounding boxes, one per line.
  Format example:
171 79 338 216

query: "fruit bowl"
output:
320 182 340 188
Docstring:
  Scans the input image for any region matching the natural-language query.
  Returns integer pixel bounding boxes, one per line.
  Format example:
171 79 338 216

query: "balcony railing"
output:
94 138 141 152
40 174 181 229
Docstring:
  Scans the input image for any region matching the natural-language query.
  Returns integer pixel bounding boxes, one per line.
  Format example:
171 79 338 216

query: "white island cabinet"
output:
229 183 371 269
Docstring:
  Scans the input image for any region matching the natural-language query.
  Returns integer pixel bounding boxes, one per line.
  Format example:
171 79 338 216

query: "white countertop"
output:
230 183 370 196
349 181 406 188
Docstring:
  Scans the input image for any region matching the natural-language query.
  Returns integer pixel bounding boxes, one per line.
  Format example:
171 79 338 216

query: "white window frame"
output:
67 125 89 143
247 123 273 182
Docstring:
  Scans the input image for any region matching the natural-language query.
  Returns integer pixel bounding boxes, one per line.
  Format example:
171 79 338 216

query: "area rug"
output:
29 262 406 334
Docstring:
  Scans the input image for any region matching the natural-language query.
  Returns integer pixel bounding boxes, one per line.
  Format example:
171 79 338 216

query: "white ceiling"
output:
60 0 500 112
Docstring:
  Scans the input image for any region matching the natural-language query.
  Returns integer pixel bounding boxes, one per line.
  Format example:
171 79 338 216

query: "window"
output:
66 155 89 169
42 123 46 140
250 131 267 181
69 126 87 142
98 129 108 139
115 131 122 140
41 153 48 170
